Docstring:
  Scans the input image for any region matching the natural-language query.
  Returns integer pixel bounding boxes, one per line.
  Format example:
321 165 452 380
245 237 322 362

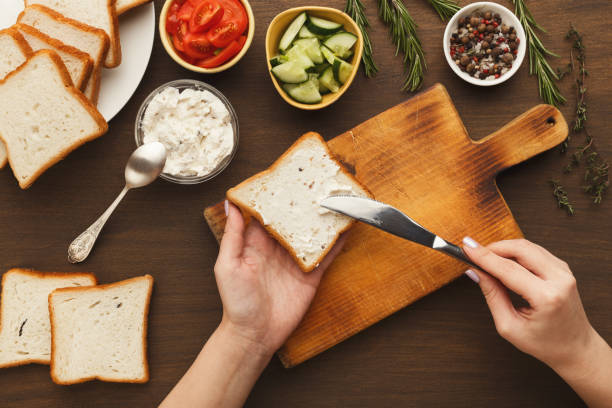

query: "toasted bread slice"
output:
25 0 121 68
14 23 93 91
0 27 33 169
116 0 151 15
49 275 153 385
227 132 373 272
0 50 108 189
18 5 109 105
0 269 96 368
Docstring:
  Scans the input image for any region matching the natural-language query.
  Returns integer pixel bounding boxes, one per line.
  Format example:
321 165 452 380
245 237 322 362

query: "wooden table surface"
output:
0 0 610 406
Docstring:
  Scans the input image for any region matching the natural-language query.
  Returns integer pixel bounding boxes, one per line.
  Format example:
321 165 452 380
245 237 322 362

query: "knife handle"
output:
433 237 480 270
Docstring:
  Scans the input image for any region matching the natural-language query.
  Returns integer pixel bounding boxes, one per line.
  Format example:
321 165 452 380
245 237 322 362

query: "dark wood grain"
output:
0 0 609 406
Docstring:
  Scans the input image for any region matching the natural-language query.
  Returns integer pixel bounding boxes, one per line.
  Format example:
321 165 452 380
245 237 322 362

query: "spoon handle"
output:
67 186 130 263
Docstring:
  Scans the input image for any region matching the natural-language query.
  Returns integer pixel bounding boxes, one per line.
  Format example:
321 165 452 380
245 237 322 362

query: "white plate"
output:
0 0 155 122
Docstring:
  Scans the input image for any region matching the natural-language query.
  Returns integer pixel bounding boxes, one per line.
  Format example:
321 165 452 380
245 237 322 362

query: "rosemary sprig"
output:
378 0 426 92
561 26 609 204
511 0 565 107
425 0 460 22
550 180 574 216
345 0 378 77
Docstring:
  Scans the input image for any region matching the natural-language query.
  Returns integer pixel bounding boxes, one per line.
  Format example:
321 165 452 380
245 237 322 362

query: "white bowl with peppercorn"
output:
443 2 526 86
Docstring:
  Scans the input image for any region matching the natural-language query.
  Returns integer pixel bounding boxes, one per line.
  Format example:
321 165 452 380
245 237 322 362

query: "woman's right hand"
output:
462 238 612 407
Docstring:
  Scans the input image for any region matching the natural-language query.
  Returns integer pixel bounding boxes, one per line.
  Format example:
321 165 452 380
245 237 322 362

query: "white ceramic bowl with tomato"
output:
160 0 254 73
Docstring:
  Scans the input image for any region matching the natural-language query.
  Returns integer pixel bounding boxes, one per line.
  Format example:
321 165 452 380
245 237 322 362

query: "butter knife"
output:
320 195 479 269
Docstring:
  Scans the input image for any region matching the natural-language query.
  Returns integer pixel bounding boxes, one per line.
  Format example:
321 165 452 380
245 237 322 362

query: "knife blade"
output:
320 195 479 269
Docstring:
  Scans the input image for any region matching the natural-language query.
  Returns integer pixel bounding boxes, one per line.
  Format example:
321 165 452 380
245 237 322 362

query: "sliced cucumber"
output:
305 15 343 36
298 25 317 38
319 80 330 95
319 66 340 92
271 60 308 83
269 55 288 67
293 38 324 64
279 12 307 52
286 45 315 69
332 57 353 84
283 79 322 104
320 45 335 65
313 62 330 74
324 32 357 59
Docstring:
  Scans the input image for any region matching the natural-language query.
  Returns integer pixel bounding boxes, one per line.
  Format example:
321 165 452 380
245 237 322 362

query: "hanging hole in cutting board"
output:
546 117 556 125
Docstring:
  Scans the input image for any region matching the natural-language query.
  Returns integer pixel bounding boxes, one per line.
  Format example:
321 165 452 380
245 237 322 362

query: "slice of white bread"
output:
49 275 153 385
0 28 33 169
25 0 121 68
116 0 151 15
0 269 96 368
0 50 108 189
18 5 110 105
14 23 93 91
227 132 373 272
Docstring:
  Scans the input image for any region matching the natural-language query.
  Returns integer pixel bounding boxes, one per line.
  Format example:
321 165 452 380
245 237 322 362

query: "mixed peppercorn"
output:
450 10 520 80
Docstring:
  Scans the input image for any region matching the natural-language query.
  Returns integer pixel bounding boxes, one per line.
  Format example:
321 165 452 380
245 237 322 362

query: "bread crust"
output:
227 132 373 273
0 268 97 369
18 4 111 68
48 274 154 385
105 0 122 67
116 0 151 15
0 50 108 189
14 23 93 91
0 27 33 169
85 65 102 105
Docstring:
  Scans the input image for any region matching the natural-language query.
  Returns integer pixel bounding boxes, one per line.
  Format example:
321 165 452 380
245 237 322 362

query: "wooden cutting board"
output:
204 84 568 368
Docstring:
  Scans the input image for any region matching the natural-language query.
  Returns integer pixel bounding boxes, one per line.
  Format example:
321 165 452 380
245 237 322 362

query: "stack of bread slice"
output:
0 0 152 188
0 268 153 384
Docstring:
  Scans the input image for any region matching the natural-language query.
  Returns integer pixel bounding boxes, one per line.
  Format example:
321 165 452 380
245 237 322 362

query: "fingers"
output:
218 201 245 263
487 239 571 279
463 237 544 304
466 268 519 340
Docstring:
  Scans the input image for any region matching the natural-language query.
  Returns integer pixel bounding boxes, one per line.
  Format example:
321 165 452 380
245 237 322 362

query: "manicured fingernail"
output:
224 200 229 216
463 236 479 248
465 269 480 283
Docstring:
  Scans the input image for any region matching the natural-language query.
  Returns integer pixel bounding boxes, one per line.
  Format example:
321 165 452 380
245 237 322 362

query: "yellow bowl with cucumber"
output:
265 6 364 110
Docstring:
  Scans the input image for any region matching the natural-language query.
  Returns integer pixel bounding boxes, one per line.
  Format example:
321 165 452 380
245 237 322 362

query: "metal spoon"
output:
67 142 167 263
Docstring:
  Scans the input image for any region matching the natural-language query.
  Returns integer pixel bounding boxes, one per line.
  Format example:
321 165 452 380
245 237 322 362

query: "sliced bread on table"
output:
116 0 151 15
227 132 373 272
0 50 108 189
25 0 121 68
0 27 33 169
14 23 93 91
0 269 96 368
49 275 154 385
18 4 110 105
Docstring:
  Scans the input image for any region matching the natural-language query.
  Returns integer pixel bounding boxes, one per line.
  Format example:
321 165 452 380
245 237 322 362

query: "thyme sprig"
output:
550 180 574 216
345 0 378 77
561 26 609 205
511 0 565 107
425 0 460 21
378 0 426 92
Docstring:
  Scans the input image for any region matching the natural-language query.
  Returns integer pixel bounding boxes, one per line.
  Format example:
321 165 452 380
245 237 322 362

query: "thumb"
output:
218 201 245 263
466 269 518 338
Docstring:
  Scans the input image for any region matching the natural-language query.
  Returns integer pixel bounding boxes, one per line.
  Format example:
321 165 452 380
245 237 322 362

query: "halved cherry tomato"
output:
183 32 216 60
190 0 224 33
171 21 189 52
177 1 194 20
206 0 247 48
197 35 245 68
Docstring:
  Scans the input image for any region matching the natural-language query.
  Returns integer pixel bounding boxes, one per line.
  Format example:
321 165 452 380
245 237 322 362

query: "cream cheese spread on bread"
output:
142 87 234 177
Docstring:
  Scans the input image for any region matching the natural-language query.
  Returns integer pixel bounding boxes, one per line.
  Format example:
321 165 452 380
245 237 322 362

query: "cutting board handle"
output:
475 104 568 174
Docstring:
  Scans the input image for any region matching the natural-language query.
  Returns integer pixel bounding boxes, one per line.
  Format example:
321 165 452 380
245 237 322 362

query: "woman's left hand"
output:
215 201 346 357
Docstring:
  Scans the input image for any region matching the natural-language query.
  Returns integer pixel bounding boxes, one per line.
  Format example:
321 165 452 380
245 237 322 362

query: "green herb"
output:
345 0 378 77
561 26 609 204
378 0 426 92
550 180 574 216
425 0 460 21
511 0 565 107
